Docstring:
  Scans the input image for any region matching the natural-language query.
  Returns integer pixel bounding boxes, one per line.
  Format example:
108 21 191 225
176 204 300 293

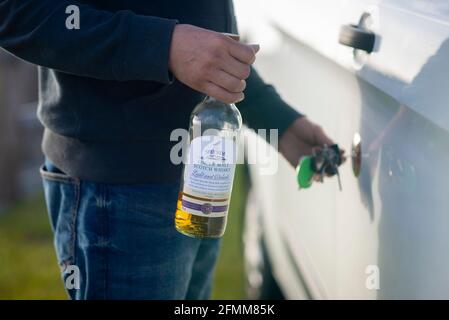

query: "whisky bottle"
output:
175 96 242 238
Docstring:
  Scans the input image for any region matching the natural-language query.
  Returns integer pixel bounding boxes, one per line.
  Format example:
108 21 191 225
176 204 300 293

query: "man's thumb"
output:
250 44 260 53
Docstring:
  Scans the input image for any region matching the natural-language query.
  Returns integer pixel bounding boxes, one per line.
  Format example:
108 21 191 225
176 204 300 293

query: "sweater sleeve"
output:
0 0 177 82
237 67 303 138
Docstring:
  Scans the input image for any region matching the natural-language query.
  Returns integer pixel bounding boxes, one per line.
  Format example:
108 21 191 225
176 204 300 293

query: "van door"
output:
334 0 449 299
245 0 348 298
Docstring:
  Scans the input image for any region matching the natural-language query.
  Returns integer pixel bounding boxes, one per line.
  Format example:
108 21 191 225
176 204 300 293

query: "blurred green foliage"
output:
0 167 248 300
0 194 66 299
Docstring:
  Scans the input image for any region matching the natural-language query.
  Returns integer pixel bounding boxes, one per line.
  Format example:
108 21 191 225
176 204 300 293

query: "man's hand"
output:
279 117 345 168
168 24 259 104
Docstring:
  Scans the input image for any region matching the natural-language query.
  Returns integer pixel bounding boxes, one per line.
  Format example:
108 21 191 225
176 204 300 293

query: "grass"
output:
0 167 248 300
0 193 66 299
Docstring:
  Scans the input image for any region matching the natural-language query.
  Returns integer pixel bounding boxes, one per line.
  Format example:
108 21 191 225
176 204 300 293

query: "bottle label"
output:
181 136 237 218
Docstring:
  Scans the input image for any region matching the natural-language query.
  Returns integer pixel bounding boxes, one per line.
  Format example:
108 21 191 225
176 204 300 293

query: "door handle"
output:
339 24 375 53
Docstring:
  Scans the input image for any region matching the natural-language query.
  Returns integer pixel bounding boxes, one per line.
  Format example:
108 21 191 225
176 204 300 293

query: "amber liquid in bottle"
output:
175 195 228 238
174 96 242 238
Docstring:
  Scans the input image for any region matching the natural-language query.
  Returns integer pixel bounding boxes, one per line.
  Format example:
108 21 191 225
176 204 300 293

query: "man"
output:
0 0 337 299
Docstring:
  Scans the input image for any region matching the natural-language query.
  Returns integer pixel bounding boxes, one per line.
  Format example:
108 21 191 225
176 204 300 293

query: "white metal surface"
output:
238 0 449 299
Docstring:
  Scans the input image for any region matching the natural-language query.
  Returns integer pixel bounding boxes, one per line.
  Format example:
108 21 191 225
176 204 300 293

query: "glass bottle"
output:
175 96 242 238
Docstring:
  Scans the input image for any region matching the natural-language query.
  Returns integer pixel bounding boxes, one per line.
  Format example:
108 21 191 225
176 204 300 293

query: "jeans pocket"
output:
40 161 80 266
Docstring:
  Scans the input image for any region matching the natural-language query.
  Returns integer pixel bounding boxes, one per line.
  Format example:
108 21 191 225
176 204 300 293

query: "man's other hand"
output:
169 24 259 104
279 117 346 168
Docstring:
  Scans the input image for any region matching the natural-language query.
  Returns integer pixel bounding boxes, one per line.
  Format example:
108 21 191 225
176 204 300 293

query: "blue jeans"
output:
41 158 222 300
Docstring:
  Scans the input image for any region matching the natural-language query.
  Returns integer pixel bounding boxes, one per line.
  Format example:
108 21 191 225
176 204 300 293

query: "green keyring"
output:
296 156 315 189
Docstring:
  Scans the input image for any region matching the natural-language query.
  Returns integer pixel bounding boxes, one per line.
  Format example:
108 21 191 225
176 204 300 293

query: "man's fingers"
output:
209 70 246 93
203 81 244 104
169 25 258 103
340 148 347 163
220 55 251 80
314 125 335 146
249 44 260 54
228 41 258 64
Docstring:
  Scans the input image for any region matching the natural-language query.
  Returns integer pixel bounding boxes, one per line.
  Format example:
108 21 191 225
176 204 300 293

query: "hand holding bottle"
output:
168 24 260 104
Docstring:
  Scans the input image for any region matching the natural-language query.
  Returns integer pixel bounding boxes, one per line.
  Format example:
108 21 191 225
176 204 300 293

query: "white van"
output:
239 0 449 299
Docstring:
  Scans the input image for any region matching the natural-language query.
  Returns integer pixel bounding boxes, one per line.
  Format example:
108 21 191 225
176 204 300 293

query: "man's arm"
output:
238 67 341 167
0 0 177 82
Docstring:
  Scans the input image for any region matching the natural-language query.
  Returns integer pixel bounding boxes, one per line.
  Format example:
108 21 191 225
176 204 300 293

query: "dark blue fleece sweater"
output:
0 0 300 183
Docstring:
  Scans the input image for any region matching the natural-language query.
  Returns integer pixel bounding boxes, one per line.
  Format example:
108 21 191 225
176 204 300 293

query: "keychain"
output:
296 144 343 191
